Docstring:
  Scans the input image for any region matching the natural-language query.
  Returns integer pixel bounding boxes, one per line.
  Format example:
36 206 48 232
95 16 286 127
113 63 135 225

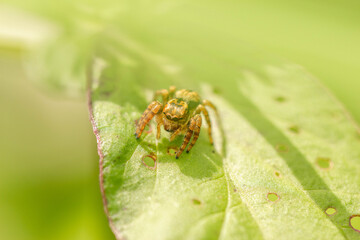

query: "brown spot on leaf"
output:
267 192 280 203
350 215 360 233
167 146 178 156
325 207 337 216
192 198 202 205
102 91 112 96
276 144 289 153
144 124 152 134
274 171 281 178
275 96 286 102
212 86 222 95
289 125 300 134
142 153 157 170
316 157 333 170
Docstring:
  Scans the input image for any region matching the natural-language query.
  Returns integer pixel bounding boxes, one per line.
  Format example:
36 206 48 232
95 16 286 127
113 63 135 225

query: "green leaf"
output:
88 16 360 239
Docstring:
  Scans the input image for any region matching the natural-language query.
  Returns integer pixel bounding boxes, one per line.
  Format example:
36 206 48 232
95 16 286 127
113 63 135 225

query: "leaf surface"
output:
88 5 360 238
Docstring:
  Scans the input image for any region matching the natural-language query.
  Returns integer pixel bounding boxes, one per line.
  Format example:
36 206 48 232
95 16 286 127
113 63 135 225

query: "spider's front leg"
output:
135 101 163 139
176 114 202 159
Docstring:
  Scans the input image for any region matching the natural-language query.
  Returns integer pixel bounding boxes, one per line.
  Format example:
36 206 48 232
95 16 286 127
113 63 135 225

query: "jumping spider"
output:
135 86 218 158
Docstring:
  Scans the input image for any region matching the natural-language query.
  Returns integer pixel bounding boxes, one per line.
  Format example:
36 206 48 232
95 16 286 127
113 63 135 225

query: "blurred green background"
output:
0 0 359 240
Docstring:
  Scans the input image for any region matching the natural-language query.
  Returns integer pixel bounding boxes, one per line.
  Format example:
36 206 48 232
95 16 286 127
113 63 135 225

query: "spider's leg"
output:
195 104 213 145
135 101 163 139
202 100 218 116
186 114 202 153
155 113 163 139
154 86 177 103
176 129 193 159
153 89 169 103
176 114 201 158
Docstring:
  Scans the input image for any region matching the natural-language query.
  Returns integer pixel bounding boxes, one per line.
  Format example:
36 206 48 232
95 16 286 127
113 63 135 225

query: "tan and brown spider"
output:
135 86 218 158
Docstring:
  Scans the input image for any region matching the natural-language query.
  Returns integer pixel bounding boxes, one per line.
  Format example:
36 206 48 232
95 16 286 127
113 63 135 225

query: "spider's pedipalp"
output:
135 101 163 139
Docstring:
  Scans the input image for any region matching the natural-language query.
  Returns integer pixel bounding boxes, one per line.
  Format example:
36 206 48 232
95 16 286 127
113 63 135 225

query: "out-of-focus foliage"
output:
1 0 360 119
0 55 114 240
1 0 360 240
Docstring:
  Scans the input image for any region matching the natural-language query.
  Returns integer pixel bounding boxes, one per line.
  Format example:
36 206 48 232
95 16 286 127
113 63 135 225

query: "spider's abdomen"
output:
175 89 201 103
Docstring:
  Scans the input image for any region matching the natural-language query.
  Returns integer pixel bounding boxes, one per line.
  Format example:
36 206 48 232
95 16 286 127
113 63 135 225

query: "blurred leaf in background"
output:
0 2 114 240
0 0 360 240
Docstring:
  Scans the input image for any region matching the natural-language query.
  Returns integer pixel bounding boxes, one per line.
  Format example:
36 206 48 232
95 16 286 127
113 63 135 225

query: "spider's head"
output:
163 98 189 124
